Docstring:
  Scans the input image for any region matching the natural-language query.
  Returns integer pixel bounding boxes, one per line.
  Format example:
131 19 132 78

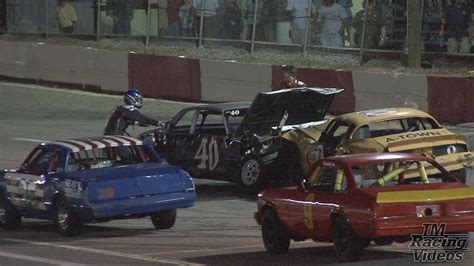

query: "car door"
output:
5 147 61 213
307 121 353 167
286 161 349 239
163 109 209 179
191 111 232 180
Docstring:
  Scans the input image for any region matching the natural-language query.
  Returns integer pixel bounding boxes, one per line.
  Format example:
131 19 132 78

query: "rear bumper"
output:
83 191 196 220
434 152 473 172
373 215 474 237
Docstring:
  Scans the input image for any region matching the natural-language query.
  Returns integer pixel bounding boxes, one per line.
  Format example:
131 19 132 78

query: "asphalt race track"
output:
1 82 474 265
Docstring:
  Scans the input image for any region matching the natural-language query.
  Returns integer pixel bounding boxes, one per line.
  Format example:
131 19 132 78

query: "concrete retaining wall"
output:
0 40 128 92
0 39 472 124
200 60 272 102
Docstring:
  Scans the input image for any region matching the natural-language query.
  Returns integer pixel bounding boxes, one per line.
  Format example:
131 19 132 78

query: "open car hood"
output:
236 87 343 136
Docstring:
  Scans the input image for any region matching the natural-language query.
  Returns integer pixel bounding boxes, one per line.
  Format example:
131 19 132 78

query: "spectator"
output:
441 0 471 53
350 0 386 49
167 0 181 37
106 0 134 35
336 0 353 46
179 0 196 37
222 0 243 39
245 0 263 40
281 65 307 89
423 0 444 51
317 0 347 47
57 0 77 34
287 0 311 45
261 0 277 42
193 0 219 38
470 9 474 52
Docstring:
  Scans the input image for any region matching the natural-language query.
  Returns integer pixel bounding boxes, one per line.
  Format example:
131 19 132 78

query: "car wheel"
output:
333 216 364 262
240 156 265 192
55 197 82 237
262 209 290 255
151 209 177 230
0 197 21 230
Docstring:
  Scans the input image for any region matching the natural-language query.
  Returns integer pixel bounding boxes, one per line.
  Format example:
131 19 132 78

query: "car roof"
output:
334 107 438 126
180 102 252 113
43 136 143 153
325 153 435 165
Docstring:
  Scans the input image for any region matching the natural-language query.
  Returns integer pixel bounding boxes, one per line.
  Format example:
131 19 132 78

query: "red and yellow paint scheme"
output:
255 153 474 262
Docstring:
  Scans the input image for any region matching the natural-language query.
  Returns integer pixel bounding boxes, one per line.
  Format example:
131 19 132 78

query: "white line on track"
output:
4 238 202 266
0 250 86 266
138 241 321 256
11 137 46 143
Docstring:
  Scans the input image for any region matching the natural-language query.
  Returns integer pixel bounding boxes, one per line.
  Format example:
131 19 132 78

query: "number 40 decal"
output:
194 138 220 171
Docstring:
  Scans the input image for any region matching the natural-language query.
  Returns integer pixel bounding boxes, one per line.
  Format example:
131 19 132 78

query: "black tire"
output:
0 197 21 230
262 209 290 255
55 197 82 237
151 209 177 230
240 156 265 193
333 216 364 262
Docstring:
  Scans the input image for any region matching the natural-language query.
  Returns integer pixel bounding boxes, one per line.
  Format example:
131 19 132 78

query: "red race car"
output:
254 153 474 262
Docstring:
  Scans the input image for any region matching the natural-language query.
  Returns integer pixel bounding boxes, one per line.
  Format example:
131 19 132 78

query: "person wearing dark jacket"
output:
104 89 160 136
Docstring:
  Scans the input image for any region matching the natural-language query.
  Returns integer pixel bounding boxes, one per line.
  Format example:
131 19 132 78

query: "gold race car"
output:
283 108 473 183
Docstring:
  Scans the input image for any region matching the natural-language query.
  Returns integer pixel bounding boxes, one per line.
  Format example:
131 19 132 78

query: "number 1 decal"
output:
194 138 220 171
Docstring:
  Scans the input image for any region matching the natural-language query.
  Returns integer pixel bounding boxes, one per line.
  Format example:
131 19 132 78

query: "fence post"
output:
145 0 151 47
96 0 101 41
407 0 422 67
45 0 49 38
358 0 369 66
198 0 205 47
250 0 259 54
302 0 313 56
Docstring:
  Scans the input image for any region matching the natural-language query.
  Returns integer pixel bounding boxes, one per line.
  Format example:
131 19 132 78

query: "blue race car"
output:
0 136 196 236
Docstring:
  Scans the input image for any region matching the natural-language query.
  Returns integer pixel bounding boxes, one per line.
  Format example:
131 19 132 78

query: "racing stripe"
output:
88 140 107 149
377 187 474 203
104 136 131 146
100 138 120 147
61 140 90 151
50 141 81 152
116 135 143 145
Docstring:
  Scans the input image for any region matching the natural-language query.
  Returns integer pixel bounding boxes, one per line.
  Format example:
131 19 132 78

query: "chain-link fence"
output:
1 1 473 59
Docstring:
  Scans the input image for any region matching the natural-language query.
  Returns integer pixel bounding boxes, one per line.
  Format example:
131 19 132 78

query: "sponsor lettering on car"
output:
385 130 443 143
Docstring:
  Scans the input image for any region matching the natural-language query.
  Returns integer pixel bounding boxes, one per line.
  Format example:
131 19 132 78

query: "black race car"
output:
140 88 342 191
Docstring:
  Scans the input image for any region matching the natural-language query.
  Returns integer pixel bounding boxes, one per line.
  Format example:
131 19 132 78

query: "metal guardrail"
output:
1 0 473 65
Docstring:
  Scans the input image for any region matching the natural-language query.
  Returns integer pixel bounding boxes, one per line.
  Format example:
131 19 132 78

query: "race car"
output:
283 107 473 183
0 136 196 236
254 153 474 262
140 87 343 191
